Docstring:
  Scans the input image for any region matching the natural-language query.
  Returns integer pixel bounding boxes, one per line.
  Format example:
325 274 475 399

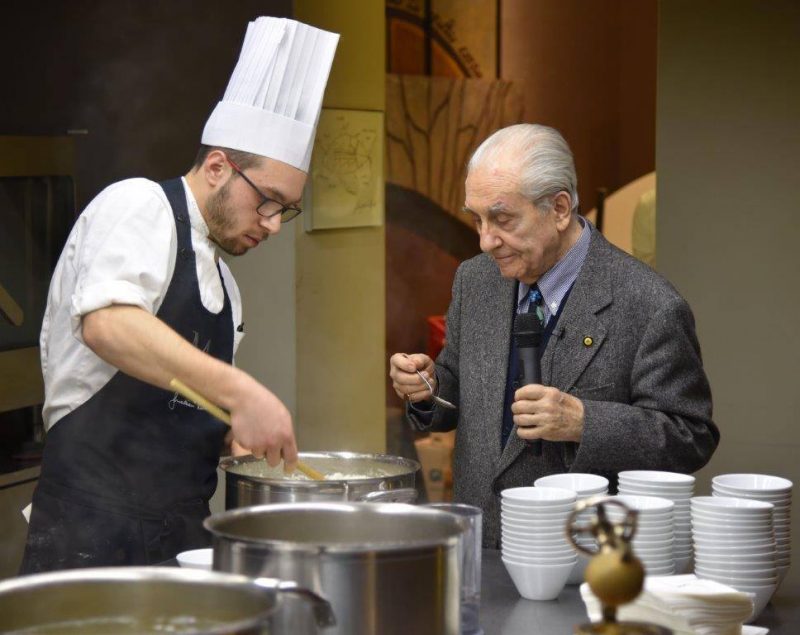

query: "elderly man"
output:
390 124 718 547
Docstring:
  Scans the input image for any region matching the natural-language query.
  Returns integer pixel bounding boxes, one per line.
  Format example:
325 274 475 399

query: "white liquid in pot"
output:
6 615 229 634
228 460 395 481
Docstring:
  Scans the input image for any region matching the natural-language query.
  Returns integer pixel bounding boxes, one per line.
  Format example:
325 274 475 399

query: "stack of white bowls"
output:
712 473 792 585
606 495 676 575
691 495 778 620
534 473 609 585
500 486 577 600
618 470 695 573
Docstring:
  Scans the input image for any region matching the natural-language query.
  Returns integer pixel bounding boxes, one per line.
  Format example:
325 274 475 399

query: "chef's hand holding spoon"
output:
389 353 456 409
227 376 298 469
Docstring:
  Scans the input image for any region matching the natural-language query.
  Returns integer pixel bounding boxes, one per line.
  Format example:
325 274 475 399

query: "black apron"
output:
20 179 232 573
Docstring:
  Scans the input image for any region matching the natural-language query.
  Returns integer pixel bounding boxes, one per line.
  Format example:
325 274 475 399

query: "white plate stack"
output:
606 494 676 576
691 495 778 621
712 473 792 586
534 473 609 585
500 486 577 600
618 470 695 573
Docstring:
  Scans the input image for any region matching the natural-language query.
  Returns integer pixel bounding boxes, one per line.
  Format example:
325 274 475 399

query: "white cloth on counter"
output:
580 575 763 635
40 177 243 431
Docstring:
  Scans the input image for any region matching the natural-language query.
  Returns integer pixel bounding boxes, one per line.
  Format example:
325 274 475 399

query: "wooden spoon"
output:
169 378 325 481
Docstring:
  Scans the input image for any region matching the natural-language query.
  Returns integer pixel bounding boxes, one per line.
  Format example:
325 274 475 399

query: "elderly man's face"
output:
464 163 571 284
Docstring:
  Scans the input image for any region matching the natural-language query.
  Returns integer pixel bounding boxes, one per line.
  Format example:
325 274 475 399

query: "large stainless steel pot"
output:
0 567 335 634
206 502 465 635
221 451 420 508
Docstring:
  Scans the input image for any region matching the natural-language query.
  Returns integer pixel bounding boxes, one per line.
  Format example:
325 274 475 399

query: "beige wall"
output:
657 0 800 591
292 0 386 452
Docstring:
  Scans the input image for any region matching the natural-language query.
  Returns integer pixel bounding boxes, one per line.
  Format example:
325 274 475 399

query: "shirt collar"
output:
181 176 212 240
517 216 591 316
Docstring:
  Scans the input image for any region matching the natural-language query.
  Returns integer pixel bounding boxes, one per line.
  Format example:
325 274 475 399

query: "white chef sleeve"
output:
69 179 176 340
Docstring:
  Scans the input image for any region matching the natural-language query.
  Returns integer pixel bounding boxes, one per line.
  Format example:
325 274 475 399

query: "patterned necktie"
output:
527 286 545 326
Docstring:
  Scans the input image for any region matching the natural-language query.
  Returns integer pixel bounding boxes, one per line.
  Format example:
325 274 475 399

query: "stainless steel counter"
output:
479 549 800 634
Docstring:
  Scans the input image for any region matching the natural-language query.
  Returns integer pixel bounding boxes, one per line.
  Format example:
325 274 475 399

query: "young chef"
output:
20 17 339 573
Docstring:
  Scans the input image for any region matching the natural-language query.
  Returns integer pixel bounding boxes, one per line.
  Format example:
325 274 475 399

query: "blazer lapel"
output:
479 274 516 468
547 231 614 391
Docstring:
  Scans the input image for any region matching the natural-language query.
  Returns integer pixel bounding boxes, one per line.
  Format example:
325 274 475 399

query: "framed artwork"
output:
304 108 384 231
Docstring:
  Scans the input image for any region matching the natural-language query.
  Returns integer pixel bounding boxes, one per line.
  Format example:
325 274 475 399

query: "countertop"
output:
479 549 800 634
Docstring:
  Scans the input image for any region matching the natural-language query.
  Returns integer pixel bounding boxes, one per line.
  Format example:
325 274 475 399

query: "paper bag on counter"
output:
414 431 455 502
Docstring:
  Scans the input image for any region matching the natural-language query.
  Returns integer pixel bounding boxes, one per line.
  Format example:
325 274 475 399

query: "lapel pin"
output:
583 336 594 347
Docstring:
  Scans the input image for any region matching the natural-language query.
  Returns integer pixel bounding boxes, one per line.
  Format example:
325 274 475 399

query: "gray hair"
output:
467 124 579 212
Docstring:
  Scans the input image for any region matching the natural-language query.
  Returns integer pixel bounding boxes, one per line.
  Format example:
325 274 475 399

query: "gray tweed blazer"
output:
408 230 719 547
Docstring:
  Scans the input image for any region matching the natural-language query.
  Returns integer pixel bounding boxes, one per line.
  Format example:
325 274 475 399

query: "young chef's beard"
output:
205 181 248 256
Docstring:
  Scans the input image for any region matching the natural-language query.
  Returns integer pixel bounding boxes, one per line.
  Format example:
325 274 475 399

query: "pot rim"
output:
0 567 278 635
205 502 464 553
219 451 421 486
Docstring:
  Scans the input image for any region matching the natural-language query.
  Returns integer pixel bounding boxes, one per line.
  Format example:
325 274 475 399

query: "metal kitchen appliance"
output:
221 451 420 507
0 566 335 634
206 501 465 635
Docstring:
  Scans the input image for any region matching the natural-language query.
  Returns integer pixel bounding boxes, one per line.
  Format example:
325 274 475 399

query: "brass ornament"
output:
568 496 672 635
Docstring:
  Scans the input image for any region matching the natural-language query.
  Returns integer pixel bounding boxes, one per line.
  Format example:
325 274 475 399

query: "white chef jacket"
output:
40 177 243 431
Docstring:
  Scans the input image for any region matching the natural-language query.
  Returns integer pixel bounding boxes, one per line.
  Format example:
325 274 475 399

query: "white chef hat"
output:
202 17 339 173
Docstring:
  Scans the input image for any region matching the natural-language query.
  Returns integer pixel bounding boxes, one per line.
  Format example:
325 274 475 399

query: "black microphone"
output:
513 312 544 456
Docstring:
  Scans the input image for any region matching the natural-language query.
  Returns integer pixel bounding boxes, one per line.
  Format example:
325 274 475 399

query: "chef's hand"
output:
389 353 436 403
511 384 584 443
228 376 298 470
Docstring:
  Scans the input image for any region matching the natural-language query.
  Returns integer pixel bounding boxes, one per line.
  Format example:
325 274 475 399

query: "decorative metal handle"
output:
360 488 418 503
566 495 638 556
254 577 336 628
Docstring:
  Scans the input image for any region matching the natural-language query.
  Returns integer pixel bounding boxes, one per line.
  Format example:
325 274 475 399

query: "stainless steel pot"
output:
221 451 420 508
206 502 465 635
0 567 335 634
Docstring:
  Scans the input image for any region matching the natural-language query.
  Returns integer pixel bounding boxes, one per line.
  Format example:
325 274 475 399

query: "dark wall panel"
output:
0 0 292 208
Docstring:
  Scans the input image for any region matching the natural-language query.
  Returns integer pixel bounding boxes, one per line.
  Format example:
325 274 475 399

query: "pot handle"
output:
360 488 418 503
254 577 337 628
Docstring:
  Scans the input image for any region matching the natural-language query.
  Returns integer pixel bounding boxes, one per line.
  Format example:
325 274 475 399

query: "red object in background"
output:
426 315 447 361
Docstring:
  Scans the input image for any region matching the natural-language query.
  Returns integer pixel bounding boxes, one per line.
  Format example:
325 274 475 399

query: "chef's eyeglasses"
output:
225 156 303 223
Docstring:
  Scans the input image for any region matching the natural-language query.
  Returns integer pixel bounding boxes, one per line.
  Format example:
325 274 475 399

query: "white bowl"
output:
502 550 577 565
694 543 776 556
690 509 773 526
501 500 575 514
712 474 792 494
500 521 572 534
502 486 577 505
619 471 695 486
619 486 693 500
534 473 609 493
501 534 573 548
691 496 774 516
176 547 213 570
691 521 773 536
695 558 777 572
501 543 575 558
611 495 676 513
502 558 575 600
713 485 791 502
501 510 573 524
692 533 775 547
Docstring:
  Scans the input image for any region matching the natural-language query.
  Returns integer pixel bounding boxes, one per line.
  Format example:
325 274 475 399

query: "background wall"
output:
292 0 386 453
658 0 800 591
501 0 657 215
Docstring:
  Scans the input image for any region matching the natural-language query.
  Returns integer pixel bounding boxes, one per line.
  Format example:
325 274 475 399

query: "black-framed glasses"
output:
225 156 302 223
